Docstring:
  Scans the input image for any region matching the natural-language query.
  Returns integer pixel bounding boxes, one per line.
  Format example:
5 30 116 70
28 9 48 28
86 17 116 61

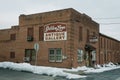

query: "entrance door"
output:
86 50 96 67
88 51 92 67
24 49 36 64
85 51 93 67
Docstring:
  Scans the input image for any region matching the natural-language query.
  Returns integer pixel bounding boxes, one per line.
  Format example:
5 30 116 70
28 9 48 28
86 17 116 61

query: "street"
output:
82 68 120 80
0 68 65 80
0 68 120 80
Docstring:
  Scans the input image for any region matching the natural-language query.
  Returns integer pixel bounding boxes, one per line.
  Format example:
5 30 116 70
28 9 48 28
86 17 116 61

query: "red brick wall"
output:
0 8 119 68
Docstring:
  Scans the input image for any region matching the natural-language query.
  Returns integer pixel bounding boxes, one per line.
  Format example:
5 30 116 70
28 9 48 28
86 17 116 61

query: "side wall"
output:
99 33 120 64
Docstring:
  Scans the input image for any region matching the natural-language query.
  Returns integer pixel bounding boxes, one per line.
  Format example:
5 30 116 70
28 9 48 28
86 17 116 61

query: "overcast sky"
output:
0 0 120 40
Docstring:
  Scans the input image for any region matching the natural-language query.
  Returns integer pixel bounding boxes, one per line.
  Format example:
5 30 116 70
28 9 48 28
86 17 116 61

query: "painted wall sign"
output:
44 23 67 41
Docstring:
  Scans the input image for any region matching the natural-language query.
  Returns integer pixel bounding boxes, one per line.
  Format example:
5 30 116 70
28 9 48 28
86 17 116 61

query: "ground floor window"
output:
49 48 62 62
10 52 15 59
77 49 84 62
25 49 35 62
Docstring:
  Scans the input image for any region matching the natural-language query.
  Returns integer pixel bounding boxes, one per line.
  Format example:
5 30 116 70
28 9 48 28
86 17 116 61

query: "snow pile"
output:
71 62 120 73
0 62 120 79
0 62 86 79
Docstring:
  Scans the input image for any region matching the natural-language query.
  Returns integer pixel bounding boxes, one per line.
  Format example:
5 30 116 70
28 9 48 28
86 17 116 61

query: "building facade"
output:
0 8 119 68
99 33 120 64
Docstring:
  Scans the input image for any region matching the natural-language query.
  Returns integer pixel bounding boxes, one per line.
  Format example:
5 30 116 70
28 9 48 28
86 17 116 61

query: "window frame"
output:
56 48 62 62
39 27 44 41
10 52 15 59
49 49 55 62
25 49 36 61
77 49 84 62
27 27 34 41
79 26 83 41
10 34 16 40
49 48 62 62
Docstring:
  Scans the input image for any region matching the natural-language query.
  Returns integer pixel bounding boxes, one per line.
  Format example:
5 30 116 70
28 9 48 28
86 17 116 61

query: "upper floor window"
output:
27 28 34 41
100 38 103 49
86 29 89 43
39 27 44 41
79 27 83 41
27 28 33 36
10 34 16 40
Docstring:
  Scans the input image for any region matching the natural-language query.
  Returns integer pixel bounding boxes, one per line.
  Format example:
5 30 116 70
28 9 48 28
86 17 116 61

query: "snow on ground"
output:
0 62 120 79
71 62 120 73
0 62 86 79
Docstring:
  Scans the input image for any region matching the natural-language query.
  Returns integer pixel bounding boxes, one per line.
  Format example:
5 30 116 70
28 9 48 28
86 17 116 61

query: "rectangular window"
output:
56 49 62 62
107 40 109 49
104 39 106 49
79 27 82 41
39 27 44 41
25 49 35 62
10 52 15 58
77 49 84 62
49 49 55 62
27 28 34 41
86 29 89 43
110 40 111 49
27 28 33 36
10 34 16 40
100 38 102 49
49 48 62 62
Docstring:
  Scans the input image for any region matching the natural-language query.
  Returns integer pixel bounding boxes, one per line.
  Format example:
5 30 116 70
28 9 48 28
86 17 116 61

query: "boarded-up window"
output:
79 27 82 41
100 38 102 48
10 34 16 40
39 27 44 41
10 52 15 58
27 27 33 37
27 28 34 41
86 29 90 43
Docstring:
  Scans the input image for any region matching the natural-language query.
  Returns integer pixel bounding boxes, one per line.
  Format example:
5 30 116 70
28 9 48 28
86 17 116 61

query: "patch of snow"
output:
0 62 86 79
74 62 120 73
0 62 120 79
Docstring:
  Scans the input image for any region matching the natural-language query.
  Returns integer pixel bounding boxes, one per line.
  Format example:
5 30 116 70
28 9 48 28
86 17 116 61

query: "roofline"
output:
99 33 120 42
20 8 74 16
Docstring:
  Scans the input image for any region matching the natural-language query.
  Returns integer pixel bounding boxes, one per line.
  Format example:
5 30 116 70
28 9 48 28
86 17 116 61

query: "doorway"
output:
24 49 36 64
85 44 96 67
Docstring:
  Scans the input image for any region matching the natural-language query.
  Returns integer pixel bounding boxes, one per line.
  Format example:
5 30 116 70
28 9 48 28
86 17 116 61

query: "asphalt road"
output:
0 68 120 80
81 68 120 80
0 68 65 80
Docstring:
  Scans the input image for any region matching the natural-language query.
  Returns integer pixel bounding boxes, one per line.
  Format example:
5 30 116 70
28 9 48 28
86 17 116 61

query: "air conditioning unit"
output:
24 57 30 62
27 36 33 41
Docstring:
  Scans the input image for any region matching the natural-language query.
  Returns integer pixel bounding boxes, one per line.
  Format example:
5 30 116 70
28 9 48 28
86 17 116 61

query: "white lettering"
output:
44 25 66 32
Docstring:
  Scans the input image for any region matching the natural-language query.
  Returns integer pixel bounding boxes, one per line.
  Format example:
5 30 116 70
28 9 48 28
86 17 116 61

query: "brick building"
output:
0 8 119 68
99 33 120 64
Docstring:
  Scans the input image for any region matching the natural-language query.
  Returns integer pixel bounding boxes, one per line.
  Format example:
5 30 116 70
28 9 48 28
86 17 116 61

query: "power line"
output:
100 22 120 25
93 17 120 20
93 17 120 25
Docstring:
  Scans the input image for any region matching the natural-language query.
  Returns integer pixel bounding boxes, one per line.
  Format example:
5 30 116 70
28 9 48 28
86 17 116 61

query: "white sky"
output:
0 0 120 40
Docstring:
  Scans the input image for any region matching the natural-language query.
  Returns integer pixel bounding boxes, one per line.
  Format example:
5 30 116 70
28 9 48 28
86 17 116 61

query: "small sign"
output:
89 36 98 43
34 43 39 52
